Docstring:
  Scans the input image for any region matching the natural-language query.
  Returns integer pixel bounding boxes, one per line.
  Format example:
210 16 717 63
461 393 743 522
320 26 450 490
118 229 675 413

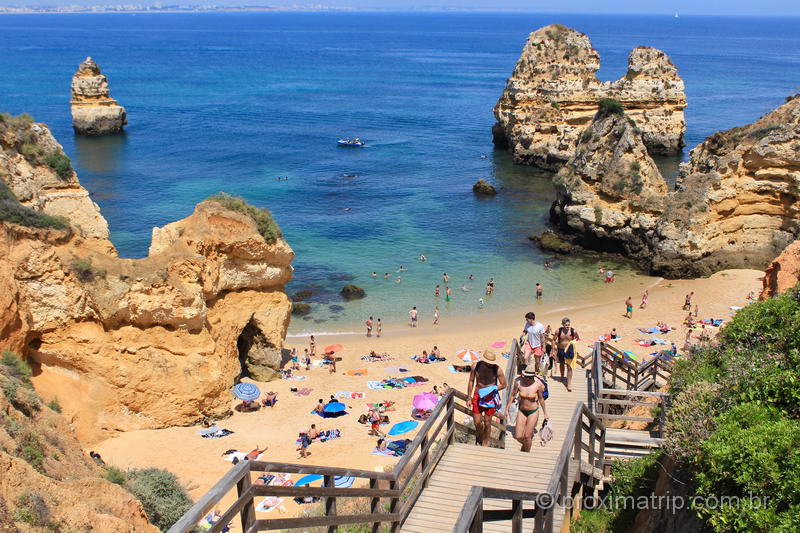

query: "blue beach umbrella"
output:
388 420 419 436
295 474 324 487
324 402 346 413
233 383 260 401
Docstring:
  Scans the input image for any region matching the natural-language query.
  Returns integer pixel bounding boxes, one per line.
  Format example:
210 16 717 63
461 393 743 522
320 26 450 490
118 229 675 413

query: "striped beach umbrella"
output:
233 382 260 401
456 349 480 363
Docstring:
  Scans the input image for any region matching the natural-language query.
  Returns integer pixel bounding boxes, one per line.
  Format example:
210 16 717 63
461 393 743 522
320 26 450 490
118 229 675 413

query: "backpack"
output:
535 376 549 400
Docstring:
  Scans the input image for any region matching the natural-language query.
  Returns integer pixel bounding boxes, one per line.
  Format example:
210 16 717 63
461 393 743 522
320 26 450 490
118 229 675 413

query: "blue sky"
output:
7 0 800 15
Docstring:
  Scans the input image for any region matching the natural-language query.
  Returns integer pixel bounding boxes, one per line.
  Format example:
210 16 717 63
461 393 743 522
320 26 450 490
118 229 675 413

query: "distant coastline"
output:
0 5 356 14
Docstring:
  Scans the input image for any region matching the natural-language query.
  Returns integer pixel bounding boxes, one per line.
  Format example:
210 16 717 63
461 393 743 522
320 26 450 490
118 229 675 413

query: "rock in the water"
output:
550 93 800 278
291 302 312 316
70 57 127 135
340 284 366 300
529 230 581 254
0 119 295 442
760 240 800 299
493 24 686 170
472 178 497 196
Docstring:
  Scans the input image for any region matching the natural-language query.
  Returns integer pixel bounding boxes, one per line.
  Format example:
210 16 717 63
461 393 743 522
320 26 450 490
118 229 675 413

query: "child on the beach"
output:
478 298 485 309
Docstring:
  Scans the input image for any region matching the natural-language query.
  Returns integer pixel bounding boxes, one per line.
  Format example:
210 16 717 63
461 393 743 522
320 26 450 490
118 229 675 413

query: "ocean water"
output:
1 13 798 333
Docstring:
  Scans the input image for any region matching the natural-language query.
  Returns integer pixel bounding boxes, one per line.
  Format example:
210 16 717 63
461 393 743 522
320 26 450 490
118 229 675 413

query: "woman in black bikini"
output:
556 317 579 392
505 364 548 452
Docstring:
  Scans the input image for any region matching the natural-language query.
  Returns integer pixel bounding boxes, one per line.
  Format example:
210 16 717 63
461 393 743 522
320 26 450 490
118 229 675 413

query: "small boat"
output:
338 138 364 147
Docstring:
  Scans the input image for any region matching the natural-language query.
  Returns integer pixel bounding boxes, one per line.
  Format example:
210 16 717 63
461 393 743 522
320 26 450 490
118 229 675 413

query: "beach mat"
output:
346 369 368 376
383 366 409 374
335 392 365 399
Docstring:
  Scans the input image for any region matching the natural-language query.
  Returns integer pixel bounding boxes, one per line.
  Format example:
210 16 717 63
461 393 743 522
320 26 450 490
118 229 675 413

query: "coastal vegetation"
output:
70 256 106 282
596 98 624 118
206 192 282 243
663 284 800 532
0 180 70 230
0 112 74 179
120 468 194 531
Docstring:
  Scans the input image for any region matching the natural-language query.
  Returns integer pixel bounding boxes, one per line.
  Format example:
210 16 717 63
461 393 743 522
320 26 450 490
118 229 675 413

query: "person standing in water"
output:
466 350 507 447
535 283 543 300
435 285 440 297
376 318 382 338
365 316 373 337
443 273 449 283
624 297 633 319
409 306 418 327
478 298 485 309
556 318 579 392
445 286 452 302
505 364 549 452
433 306 440 325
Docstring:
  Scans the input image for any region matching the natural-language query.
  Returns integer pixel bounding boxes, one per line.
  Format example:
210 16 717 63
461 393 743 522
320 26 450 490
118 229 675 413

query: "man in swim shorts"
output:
466 350 507 447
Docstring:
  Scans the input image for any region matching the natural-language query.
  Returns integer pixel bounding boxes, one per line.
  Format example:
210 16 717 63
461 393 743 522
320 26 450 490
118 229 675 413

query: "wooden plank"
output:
251 485 400 498
249 460 391 480
247 512 399 530
453 486 483 533
167 459 250 533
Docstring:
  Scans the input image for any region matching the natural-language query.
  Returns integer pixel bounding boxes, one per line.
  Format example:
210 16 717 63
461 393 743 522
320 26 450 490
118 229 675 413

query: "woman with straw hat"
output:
466 349 507 447
505 364 549 452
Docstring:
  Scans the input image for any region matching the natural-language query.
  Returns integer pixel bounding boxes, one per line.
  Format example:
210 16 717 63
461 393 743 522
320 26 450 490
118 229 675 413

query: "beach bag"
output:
539 352 551 373
478 389 502 411
540 420 553 446
535 376 550 400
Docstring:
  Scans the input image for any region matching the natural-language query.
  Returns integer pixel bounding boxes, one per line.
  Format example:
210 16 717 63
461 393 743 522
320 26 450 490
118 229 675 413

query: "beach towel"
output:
366 401 396 412
347 369 368 376
651 338 668 345
223 452 264 463
336 392 365 400
372 448 396 457
293 388 313 396
502 352 510 359
361 354 394 362
622 351 638 361
201 429 234 439
296 429 341 444
281 375 306 381
383 366 409 374
367 381 385 390
255 497 284 513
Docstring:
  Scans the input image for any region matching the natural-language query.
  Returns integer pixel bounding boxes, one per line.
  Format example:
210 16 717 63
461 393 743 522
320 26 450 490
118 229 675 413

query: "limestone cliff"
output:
550 108 668 258
493 24 686 170
549 94 800 278
71 57 127 135
760 240 800 299
0 356 158 532
653 95 800 276
0 115 294 443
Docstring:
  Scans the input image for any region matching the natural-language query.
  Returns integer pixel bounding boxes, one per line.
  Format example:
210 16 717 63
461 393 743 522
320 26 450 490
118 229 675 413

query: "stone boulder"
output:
472 178 497 196
340 285 366 300
493 24 686 170
760 240 800 299
70 57 127 135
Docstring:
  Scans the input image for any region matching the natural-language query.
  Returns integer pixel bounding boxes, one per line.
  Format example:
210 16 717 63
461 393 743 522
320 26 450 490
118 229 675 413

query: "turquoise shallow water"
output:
0 13 798 333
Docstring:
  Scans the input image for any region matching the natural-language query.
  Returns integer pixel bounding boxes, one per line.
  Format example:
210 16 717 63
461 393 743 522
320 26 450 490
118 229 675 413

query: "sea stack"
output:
493 24 686 170
70 57 127 135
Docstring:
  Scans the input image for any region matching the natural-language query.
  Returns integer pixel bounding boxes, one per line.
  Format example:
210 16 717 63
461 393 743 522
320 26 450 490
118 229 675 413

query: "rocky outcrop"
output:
493 24 686 170
1 113 111 245
70 57 127 135
550 109 668 257
0 357 158 532
472 178 497 196
550 94 800 277
0 116 294 443
760 240 800 299
653 95 800 276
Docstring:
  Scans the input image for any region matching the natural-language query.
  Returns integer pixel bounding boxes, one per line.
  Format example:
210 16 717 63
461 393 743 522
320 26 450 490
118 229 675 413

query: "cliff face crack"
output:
236 320 279 382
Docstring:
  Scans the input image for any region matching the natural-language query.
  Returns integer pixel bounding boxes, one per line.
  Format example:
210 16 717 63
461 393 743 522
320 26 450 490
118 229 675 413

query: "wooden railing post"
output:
236 462 255 533
589 417 597 469
324 474 337 533
389 479 400 533
369 478 381 533
573 416 582 461
511 498 523 533
446 394 455 445
420 434 429 488
469 500 483 533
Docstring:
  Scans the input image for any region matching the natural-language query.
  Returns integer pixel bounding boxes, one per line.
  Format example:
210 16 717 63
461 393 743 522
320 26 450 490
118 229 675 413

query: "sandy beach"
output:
94 268 762 516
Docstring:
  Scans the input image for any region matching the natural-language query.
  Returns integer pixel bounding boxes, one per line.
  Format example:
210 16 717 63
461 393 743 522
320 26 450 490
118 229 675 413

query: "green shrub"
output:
597 98 624 118
14 492 51 527
692 404 800 533
3 380 18 403
2 351 32 385
206 192 282 244
17 430 45 472
43 150 73 179
125 468 193 531
47 397 61 413
104 466 127 485
664 381 723 461
70 257 105 282
593 205 603 225
0 181 70 230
